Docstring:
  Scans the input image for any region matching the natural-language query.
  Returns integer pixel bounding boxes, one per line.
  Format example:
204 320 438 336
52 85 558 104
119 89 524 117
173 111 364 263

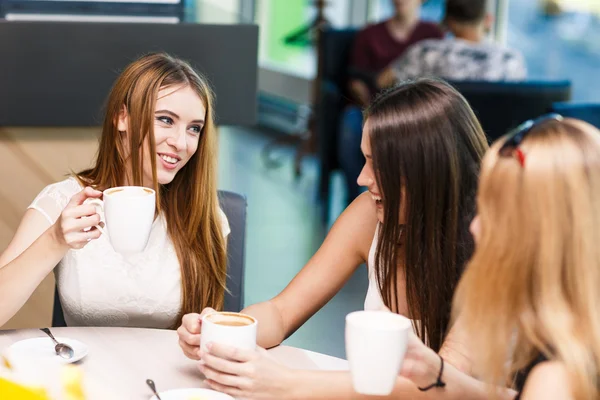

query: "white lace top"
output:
28 177 230 329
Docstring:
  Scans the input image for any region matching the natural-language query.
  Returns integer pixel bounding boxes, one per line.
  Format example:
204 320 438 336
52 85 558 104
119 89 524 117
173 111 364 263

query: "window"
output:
194 0 242 24
507 0 600 101
254 0 354 78
2 0 183 22
368 0 446 23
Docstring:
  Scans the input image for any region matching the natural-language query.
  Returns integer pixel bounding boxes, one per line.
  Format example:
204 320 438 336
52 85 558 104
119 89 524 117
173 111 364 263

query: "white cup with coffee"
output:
87 186 155 255
201 312 257 352
345 310 412 396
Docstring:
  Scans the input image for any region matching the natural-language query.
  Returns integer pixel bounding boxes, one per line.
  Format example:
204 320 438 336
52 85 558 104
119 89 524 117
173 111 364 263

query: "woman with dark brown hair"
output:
0 53 229 328
178 78 497 399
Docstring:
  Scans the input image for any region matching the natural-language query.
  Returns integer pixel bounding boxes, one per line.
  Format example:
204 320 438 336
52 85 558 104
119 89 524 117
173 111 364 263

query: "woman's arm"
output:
244 193 379 345
200 309 517 400
0 210 66 326
178 193 379 356
285 366 504 400
348 79 372 108
0 187 102 326
201 328 516 400
242 193 378 348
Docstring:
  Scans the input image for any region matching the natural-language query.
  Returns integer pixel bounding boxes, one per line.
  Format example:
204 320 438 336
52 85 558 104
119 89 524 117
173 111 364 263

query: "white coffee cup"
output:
345 310 412 396
87 186 155 255
201 312 257 352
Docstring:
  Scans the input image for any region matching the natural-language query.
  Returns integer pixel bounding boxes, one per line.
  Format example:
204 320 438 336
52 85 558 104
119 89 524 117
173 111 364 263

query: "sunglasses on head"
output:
498 113 564 167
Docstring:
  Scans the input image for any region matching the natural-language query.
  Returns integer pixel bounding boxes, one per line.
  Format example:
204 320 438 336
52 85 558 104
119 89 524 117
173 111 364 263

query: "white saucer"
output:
150 388 234 400
7 337 89 364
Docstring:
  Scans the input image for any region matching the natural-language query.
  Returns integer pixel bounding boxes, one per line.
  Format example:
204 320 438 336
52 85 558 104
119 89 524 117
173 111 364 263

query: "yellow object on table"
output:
0 377 51 399
0 353 86 400
61 365 86 400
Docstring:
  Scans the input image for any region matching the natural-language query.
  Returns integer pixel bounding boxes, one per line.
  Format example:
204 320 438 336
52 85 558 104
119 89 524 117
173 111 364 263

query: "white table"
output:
0 327 348 399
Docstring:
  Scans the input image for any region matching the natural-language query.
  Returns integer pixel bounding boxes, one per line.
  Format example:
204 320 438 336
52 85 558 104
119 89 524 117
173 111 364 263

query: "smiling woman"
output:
0 53 230 329
154 105 205 175
176 79 495 400
137 86 206 184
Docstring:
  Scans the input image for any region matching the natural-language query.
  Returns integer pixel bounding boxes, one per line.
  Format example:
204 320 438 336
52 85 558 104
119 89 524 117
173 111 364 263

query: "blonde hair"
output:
455 118 600 399
78 53 227 328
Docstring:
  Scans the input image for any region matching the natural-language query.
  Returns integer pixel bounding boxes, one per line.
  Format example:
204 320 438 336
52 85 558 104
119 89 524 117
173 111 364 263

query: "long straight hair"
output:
365 78 488 351
455 119 600 399
77 53 227 327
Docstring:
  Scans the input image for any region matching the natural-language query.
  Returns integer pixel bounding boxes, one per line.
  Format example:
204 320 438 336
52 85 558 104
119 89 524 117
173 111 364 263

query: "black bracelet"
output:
418 354 447 392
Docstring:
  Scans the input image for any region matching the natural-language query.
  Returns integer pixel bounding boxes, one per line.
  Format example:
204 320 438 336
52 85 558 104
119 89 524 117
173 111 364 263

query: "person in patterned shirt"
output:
378 0 527 87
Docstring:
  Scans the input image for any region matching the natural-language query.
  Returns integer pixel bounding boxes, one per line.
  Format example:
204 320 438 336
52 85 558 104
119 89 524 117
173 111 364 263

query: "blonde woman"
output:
404 114 600 399
0 53 229 328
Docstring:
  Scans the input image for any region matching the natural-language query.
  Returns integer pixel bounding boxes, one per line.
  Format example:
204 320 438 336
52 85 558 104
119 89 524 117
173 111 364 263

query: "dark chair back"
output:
321 28 359 92
317 28 359 211
551 102 600 128
52 285 66 327
52 189 247 326
448 80 572 143
218 190 248 313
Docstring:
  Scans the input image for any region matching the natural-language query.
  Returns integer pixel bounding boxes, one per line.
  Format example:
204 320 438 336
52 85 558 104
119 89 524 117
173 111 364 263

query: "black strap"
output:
418 354 447 392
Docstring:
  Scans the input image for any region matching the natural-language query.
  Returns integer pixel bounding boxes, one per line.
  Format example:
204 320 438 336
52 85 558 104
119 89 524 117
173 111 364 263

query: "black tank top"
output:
514 354 548 400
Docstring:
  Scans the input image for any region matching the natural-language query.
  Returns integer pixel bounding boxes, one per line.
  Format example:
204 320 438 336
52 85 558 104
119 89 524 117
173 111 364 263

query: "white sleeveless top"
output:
364 224 421 335
28 177 230 329
365 224 386 311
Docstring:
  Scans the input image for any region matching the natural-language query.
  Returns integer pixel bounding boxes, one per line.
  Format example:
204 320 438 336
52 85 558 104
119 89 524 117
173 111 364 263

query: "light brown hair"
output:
77 53 227 327
455 118 600 399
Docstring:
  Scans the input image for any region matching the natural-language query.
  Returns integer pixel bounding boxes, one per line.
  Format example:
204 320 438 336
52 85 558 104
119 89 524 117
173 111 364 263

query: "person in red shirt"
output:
339 0 444 202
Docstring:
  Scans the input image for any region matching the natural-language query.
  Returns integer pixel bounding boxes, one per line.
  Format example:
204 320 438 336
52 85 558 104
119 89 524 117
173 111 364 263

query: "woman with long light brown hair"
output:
0 53 228 328
401 115 600 399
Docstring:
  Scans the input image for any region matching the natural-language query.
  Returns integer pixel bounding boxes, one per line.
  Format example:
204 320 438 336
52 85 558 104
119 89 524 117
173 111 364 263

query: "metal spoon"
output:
39 328 75 360
146 379 162 400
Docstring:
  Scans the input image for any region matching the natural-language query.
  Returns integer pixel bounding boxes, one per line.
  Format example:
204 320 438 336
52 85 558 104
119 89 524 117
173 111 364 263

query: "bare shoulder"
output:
520 361 574 400
326 192 378 261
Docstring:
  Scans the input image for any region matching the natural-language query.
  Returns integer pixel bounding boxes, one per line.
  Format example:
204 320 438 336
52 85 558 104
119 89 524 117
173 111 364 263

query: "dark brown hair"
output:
365 78 488 351
77 53 227 328
445 0 487 24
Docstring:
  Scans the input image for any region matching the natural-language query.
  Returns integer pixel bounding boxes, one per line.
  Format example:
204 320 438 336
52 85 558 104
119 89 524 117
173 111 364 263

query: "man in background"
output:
378 0 527 87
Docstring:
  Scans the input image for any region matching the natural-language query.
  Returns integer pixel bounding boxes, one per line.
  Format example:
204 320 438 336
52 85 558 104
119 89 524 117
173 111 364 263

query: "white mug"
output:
345 310 412 396
201 312 257 352
87 186 155 255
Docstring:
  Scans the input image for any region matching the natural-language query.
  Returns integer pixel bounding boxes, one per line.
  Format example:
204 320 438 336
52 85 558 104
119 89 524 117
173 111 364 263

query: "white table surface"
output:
0 327 348 399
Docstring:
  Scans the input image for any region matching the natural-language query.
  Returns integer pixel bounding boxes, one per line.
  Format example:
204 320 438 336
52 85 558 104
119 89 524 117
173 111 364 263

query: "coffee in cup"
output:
205 312 254 327
201 312 257 351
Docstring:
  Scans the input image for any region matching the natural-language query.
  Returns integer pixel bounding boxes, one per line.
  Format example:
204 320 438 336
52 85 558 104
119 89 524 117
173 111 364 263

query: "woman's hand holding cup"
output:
51 187 103 250
398 332 443 389
177 308 216 360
